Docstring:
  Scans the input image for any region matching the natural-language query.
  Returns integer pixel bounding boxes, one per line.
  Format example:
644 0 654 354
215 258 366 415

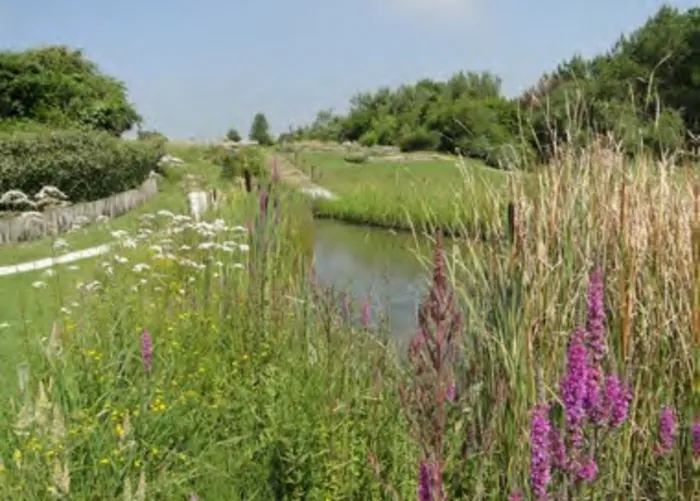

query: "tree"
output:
249 113 273 145
226 127 241 142
0 45 141 135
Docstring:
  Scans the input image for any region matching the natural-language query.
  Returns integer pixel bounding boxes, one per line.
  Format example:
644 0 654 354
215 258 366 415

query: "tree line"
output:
283 5 700 167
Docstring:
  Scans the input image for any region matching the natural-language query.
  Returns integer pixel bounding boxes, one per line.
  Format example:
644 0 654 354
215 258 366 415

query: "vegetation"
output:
290 6 700 167
0 130 164 205
0 155 226 267
292 151 513 234
249 112 273 145
0 152 696 498
1 3 699 499
0 46 141 136
225 127 241 142
221 146 266 181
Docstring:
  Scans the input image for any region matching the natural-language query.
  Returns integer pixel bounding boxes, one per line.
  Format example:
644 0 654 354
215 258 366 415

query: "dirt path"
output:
271 154 337 200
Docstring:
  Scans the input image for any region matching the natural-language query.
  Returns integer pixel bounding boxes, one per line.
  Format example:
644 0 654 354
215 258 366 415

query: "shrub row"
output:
0 130 164 204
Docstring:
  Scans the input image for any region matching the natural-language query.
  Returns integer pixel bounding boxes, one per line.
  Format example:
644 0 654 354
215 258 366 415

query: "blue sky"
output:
2 0 696 140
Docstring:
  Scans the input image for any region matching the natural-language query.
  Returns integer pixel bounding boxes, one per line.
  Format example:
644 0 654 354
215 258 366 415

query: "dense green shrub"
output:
221 146 266 179
0 46 141 135
0 130 163 203
399 128 440 152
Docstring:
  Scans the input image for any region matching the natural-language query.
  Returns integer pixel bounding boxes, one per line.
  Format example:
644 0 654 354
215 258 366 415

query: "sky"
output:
2 0 696 140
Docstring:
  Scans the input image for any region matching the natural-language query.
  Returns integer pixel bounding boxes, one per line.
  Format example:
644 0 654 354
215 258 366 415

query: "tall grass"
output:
441 138 697 498
0 139 696 499
292 151 515 236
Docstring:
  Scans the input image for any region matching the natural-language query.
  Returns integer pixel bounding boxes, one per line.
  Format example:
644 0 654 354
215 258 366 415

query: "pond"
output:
312 218 436 349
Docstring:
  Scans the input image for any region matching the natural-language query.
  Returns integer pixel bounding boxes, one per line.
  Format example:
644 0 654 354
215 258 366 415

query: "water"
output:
312 218 434 347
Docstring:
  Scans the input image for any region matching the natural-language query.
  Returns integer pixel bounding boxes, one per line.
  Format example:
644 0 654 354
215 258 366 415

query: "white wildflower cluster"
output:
72 207 250 298
0 186 70 212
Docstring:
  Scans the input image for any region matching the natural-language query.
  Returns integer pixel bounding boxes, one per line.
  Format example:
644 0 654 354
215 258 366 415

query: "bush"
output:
399 129 440 152
221 146 266 180
0 130 164 203
344 152 369 164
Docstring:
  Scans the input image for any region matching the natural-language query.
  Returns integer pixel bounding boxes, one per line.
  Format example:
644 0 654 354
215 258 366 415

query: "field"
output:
0 140 695 498
290 151 516 235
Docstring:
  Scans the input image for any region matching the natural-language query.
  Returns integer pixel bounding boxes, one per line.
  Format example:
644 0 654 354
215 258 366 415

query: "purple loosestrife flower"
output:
575 457 598 483
691 421 700 458
584 363 604 425
586 268 606 364
655 406 677 456
141 329 153 374
561 327 588 448
530 403 552 501
361 299 371 328
602 374 632 428
446 383 456 403
549 426 567 471
417 460 433 501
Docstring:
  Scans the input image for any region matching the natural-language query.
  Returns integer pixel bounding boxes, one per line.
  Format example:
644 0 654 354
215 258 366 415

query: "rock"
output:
159 154 185 165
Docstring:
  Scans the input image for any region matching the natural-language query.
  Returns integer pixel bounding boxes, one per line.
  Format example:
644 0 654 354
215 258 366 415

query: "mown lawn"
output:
291 151 517 235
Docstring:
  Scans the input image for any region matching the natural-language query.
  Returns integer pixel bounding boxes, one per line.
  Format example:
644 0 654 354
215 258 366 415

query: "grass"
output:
289 151 516 235
0 138 696 499
0 154 224 267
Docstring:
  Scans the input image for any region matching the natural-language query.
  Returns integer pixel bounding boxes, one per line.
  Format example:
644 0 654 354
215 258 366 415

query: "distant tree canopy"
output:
0 45 141 136
226 127 242 142
292 5 700 166
249 113 273 145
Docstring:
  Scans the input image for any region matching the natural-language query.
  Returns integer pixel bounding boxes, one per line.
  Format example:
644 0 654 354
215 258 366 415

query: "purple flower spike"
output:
361 299 371 328
549 426 567 471
575 457 598 483
446 383 456 403
530 403 552 500
584 363 604 425
561 327 588 448
141 329 153 374
418 461 433 501
655 406 677 456
602 375 632 428
586 268 607 365
691 421 700 458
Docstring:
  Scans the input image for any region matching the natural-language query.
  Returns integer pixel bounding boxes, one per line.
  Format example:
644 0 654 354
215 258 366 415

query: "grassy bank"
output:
0 143 695 499
290 151 515 235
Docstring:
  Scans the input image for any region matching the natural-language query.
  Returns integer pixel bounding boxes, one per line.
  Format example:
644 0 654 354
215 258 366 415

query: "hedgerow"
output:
0 130 164 204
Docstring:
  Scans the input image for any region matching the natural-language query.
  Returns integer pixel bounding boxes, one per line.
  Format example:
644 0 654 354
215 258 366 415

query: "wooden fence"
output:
0 176 159 244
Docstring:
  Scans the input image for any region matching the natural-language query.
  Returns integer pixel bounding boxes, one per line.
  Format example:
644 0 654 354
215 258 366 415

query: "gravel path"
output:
0 244 112 277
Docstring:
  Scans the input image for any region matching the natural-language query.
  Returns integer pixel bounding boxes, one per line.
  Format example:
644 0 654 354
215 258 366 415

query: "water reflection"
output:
312 219 434 347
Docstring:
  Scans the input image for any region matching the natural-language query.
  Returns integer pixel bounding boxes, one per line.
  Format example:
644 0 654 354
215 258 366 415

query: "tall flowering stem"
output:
140 329 153 374
526 269 632 496
561 327 588 452
530 403 553 500
655 406 677 456
399 230 462 500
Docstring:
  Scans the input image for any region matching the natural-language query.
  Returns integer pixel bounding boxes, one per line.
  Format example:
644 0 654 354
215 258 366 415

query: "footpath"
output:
271 154 337 200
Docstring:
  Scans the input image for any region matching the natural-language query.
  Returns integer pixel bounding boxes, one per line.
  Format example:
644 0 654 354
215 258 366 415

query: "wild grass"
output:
0 154 224 266
292 151 515 236
0 139 696 499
